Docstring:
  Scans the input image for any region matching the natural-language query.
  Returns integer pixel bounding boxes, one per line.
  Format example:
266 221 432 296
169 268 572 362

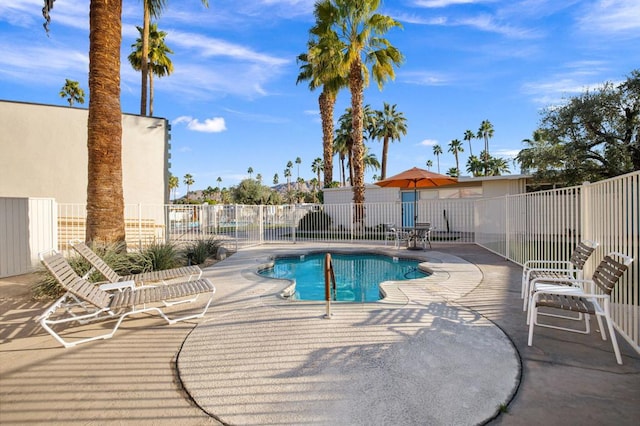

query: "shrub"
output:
141 241 183 271
298 210 332 231
183 237 222 265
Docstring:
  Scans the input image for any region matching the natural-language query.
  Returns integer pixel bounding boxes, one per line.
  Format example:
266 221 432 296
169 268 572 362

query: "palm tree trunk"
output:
381 135 389 180
319 90 335 188
349 59 365 225
149 70 154 116
140 2 149 116
86 0 125 245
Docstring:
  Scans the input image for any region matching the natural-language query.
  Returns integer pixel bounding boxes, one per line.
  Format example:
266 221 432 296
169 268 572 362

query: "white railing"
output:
10 170 635 353
475 171 639 354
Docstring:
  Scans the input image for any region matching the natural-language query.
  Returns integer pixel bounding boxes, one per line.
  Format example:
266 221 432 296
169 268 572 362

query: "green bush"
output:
141 241 183 271
298 210 332 231
183 237 222 265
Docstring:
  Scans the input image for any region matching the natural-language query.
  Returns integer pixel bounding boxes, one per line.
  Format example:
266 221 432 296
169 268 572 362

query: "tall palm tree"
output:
284 166 292 193
425 159 433 170
59 79 85 106
183 173 194 201
295 157 302 189
477 119 494 176
216 176 222 188
333 127 350 186
448 139 464 176
43 0 126 244
297 13 347 188
313 0 404 213
432 144 443 174
129 22 173 116
463 129 475 156
247 167 253 178
273 173 279 185
373 102 408 180
363 145 380 174
137 0 208 116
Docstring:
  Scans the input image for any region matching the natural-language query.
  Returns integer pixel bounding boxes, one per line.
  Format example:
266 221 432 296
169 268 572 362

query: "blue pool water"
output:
259 253 428 302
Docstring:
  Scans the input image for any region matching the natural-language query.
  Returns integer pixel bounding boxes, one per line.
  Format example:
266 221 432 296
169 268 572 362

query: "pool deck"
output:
1 242 639 425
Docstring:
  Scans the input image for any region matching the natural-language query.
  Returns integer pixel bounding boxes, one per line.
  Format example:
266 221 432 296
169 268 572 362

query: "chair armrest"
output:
523 260 571 270
99 280 136 292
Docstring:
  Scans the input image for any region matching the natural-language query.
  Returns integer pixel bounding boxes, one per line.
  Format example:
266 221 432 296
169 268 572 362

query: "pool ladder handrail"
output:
324 253 337 318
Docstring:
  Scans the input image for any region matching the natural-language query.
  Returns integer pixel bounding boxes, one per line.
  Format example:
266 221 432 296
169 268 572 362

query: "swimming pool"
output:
259 252 429 302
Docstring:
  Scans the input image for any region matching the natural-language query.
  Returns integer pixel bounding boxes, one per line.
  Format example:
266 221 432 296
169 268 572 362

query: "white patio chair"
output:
527 252 633 365
71 241 202 285
38 249 215 348
521 240 599 311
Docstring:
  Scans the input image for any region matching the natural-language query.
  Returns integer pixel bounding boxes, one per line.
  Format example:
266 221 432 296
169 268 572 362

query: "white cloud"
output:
174 116 227 133
418 139 439 146
577 0 640 34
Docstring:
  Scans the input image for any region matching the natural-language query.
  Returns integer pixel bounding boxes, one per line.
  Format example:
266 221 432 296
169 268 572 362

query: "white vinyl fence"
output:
2 171 637 353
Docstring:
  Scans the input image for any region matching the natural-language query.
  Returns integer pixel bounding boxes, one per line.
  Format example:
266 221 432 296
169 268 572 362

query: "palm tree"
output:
284 167 292 193
446 167 459 177
363 145 380 174
59 79 85 106
432 144 443 174
487 157 511 176
128 22 173 116
313 0 404 212
273 173 279 185
466 155 484 177
333 127 349 186
448 139 464 176
44 0 126 244
297 13 347 189
463 129 475 157
311 157 324 186
137 0 208 116
373 102 408 180
256 173 262 184
183 173 194 201
425 159 433 170
477 120 494 176
216 176 222 188
247 167 253 178
295 157 302 189
168 174 179 202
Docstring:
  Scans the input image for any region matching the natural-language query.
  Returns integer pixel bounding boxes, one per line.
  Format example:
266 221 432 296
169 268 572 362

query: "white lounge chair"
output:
38 249 215 348
521 240 599 311
527 252 633 365
71 241 202 285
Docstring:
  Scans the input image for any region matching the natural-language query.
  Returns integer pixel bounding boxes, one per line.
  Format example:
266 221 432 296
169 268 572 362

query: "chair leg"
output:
603 306 622 364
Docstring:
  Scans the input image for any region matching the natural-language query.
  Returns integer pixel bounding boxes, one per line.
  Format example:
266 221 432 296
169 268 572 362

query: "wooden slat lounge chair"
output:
71 241 202 285
38 250 215 348
527 252 633 365
521 240 599 311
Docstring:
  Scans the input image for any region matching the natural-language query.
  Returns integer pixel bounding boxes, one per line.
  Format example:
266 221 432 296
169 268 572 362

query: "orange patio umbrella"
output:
375 167 458 231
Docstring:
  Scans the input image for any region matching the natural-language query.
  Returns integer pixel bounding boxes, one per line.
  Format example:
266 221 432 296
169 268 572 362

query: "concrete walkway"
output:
1 243 638 425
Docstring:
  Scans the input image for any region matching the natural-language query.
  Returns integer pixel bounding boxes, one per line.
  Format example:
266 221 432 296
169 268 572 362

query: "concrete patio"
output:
1 243 638 425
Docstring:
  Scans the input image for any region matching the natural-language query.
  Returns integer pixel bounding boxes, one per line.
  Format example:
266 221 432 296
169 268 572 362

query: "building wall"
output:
0 100 169 205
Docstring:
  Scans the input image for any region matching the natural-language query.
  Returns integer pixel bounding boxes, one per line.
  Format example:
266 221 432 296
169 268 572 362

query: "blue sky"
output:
1 1 639 197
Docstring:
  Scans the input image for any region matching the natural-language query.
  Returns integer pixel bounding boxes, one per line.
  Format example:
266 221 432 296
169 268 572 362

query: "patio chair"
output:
389 227 411 249
415 222 434 249
38 249 216 348
521 240 599 311
71 241 202 285
527 252 633 365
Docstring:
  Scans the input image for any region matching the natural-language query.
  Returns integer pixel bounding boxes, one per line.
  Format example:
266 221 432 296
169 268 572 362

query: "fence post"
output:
504 196 510 259
580 181 591 243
